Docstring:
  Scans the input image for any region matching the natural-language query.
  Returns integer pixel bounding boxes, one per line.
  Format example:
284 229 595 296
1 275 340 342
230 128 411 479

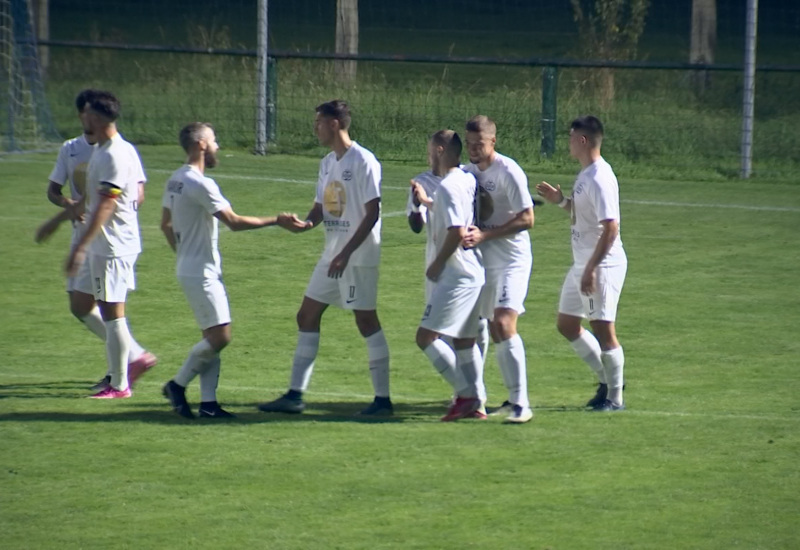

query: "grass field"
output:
1 145 799 549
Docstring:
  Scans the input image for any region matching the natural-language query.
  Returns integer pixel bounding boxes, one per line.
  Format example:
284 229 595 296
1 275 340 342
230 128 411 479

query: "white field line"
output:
1 372 797 423
7 157 800 211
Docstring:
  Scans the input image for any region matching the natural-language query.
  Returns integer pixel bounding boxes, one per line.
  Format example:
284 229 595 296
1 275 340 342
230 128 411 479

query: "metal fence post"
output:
740 0 758 178
540 66 557 158
255 0 268 155
267 56 276 143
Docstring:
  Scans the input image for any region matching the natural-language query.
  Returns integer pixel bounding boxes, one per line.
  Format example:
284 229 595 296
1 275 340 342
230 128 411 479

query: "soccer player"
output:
258 99 392 416
37 90 156 391
535 116 627 411
160 122 289 419
462 115 535 424
64 90 154 398
413 130 486 421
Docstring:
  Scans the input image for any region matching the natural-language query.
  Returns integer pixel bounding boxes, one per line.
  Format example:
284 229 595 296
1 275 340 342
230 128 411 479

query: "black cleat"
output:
593 399 626 412
586 383 608 409
162 380 194 419
258 392 305 414
358 397 393 416
198 404 236 418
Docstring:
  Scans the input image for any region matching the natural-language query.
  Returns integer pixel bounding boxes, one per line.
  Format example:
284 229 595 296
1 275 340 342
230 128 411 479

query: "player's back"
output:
163 165 230 279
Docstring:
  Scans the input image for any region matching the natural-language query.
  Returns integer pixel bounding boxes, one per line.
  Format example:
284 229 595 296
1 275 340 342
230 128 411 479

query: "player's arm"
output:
214 207 285 232
426 225 464 282
463 207 533 248
408 180 432 234
160 207 177 252
64 184 119 276
138 182 146 206
327 198 380 279
581 219 619 294
278 202 323 233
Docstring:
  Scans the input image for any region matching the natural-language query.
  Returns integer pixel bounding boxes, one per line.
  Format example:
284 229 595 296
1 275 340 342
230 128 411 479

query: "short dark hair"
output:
431 129 462 163
179 122 213 153
570 115 604 145
465 115 496 136
316 99 351 130
75 89 99 113
85 90 121 121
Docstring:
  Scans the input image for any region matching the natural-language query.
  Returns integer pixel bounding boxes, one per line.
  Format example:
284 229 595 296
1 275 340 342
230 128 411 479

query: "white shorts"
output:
179 276 232 330
420 283 483 339
305 261 379 310
74 253 137 303
479 264 531 320
558 263 627 322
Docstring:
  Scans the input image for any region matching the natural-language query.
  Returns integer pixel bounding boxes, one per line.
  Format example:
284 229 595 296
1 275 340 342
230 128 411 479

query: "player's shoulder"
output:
494 153 526 177
350 141 380 165
588 157 618 185
413 170 441 187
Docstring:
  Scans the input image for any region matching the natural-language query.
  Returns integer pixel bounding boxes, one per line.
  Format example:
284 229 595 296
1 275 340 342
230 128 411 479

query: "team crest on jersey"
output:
482 179 496 191
323 181 347 217
342 169 353 181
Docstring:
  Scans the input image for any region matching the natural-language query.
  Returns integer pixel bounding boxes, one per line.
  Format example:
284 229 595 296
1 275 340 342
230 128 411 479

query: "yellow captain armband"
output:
98 182 123 198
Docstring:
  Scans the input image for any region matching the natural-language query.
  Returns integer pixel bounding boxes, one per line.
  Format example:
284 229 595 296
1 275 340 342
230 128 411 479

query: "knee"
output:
416 329 435 350
556 318 581 341
355 312 380 337
491 315 516 341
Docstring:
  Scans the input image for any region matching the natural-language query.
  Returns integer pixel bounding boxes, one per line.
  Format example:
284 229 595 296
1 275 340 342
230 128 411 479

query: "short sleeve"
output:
440 186 465 229
360 154 381 204
132 147 147 184
314 157 327 205
48 143 69 186
192 177 231 215
592 171 620 222
505 163 533 212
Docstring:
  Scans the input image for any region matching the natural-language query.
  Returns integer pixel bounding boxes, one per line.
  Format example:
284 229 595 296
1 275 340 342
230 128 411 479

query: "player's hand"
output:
65 200 85 223
65 246 87 277
462 225 484 249
535 181 562 204
410 180 432 207
328 251 350 279
426 260 443 282
279 213 312 233
581 266 597 295
35 217 62 244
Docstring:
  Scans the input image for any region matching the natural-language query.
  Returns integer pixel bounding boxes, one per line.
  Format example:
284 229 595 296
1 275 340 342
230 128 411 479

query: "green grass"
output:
1 146 799 548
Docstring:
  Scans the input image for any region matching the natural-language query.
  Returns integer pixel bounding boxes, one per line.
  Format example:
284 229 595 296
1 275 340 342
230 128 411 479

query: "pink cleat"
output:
127 352 158 387
89 386 132 399
441 396 483 422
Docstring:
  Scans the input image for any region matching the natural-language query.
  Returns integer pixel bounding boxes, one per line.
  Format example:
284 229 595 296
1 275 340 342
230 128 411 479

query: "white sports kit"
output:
49 135 95 291
74 134 146 302
464 153 533 319
306 142 382 310
559 157 627 321
162 165 233 330
419 169 485 338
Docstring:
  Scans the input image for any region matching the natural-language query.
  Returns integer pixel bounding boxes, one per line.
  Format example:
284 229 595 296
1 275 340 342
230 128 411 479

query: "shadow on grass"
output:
0 381 98 399
0 397 457 425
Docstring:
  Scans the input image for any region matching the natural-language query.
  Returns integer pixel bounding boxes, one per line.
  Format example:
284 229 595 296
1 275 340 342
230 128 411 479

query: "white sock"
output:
80 307 106 340
289 331 319 392
199 355 221 402
570 330 606 384
496 334 529 408
365 330 390 398
175 339 215 387
105 318 131 391
602 347 625 405
476 318 490 364
423 339 467 394
455 345 483 399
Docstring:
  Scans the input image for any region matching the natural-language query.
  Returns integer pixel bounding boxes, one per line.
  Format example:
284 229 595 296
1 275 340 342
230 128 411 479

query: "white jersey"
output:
407 170 443 270
316 141 382 267
464 153 533 269
429 169 484 288
85 133 144 258
49 134 94 201
570 157 626 267
162 165 232 279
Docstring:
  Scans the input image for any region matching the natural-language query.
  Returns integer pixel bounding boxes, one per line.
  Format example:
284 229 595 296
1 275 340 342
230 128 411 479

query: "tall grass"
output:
43 45 800 182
